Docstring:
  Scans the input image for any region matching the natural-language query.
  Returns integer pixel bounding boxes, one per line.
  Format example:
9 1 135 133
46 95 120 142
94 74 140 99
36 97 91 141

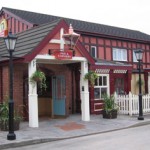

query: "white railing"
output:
114 92 150 116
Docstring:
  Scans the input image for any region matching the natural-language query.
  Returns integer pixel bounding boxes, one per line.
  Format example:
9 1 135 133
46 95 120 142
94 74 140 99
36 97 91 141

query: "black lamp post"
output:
134 49 144 120
4 32 17 140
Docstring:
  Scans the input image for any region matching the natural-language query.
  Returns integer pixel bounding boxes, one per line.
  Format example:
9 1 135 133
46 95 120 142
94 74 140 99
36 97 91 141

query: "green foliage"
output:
30 70 47 90
136 79 144 86
84 70 98 87
0 101 22 124
0 101 9 123
103 94 118 114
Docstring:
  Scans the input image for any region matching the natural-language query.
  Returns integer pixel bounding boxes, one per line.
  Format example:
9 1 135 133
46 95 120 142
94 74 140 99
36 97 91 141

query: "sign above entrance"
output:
53 51 72 60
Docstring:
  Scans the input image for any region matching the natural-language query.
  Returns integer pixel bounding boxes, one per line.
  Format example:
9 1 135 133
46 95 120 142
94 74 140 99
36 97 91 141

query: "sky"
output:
1 0 150 35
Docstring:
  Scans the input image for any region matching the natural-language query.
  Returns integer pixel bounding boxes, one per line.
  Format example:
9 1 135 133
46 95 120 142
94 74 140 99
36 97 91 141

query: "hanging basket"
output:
30 70 47 90
32 77 42 82
84 70 98 87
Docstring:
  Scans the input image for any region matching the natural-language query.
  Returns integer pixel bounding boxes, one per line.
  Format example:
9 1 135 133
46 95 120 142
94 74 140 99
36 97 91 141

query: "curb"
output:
0 120 150 149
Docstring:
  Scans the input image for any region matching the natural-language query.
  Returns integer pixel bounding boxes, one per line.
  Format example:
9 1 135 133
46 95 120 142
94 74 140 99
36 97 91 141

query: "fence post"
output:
114 92 118 112
129 92 132 116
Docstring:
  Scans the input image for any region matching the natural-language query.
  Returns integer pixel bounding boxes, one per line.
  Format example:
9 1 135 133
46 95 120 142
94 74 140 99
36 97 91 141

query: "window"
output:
91 46 97 58
94 74 109 100
113 48 127 61
115 78 125 95
133 50 138 62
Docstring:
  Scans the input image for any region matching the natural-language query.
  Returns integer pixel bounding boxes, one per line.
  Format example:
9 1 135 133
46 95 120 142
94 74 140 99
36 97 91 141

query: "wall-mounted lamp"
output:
63 24 80 56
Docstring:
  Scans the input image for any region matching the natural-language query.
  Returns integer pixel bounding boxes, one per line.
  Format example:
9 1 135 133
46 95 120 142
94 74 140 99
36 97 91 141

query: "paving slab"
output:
0 114 150 149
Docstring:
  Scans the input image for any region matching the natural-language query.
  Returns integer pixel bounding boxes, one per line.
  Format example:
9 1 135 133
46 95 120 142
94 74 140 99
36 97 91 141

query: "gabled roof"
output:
0 19 95 64
0 19 62 62
2 7 150 42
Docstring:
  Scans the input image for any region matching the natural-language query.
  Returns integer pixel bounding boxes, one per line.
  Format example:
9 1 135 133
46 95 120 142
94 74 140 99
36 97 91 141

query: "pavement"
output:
0 114 150 149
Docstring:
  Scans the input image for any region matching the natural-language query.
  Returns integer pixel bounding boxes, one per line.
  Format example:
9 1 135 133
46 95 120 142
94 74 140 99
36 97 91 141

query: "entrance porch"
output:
28 55 90 127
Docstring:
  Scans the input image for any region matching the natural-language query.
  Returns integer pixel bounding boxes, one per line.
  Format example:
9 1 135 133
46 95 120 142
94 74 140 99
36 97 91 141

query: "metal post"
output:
7 50 16 140
138 60 144 120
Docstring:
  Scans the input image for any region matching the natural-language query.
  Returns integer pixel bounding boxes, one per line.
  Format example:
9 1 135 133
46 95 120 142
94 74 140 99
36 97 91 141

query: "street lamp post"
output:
4 32 17 140
134 49 144 120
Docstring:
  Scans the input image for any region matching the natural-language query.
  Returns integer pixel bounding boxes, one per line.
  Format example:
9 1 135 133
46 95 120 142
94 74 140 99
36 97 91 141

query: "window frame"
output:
91 46 97 58
94 74 110 100
113 48 127 61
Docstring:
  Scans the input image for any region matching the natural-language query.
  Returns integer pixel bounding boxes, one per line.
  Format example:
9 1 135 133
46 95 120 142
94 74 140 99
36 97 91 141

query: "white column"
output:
28 59 39 127
80 61 90 121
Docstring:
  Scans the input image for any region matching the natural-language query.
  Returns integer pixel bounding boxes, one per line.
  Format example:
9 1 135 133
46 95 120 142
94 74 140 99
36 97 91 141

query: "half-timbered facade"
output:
0 7 150 125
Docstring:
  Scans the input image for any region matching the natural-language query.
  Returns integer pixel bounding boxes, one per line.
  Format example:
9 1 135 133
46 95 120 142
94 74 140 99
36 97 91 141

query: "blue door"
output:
52 75 66 116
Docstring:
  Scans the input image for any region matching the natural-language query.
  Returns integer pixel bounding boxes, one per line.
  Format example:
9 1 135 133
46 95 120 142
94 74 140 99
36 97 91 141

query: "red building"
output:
0 7 150 126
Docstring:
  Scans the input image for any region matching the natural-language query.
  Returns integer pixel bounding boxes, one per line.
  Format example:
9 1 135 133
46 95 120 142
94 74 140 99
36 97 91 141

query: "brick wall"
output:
2 66 9 100
1 63 28 112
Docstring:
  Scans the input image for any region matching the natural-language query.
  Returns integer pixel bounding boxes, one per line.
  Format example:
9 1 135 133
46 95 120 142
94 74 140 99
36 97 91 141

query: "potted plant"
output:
102 94 118 119
30 70 47 90
84 70 98 87
0 101 22 131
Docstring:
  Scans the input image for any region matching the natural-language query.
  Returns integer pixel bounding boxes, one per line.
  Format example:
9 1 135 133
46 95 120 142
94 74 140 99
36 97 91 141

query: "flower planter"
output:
0 120 20 131
102 109 117 119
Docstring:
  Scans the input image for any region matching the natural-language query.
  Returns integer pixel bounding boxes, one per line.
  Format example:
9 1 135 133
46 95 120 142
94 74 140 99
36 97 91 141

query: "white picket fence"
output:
114 92 150 116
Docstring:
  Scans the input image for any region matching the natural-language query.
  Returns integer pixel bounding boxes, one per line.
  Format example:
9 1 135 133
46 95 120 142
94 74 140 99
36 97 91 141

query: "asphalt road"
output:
6 124 150 150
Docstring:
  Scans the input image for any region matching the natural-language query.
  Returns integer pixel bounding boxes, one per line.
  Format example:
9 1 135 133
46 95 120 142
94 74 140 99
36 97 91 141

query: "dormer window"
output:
91 46 97 58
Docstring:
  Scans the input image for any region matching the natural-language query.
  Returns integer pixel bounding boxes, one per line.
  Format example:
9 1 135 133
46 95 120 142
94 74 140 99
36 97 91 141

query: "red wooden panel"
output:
117 41 122 47
98 38 104 45
128 42 132 48
15 19 18 33
128 49 132 62
142 44 145 49
105 47 111 60
132 43 136 49
90 37 96 44
105 39 111 46
84 36 89 43
146 51 150 63
123 42 127 48
143 52 146 62
112 40 117 47
137 43 141 48
98 47 104 59
19 22 23 32
12 18 15 34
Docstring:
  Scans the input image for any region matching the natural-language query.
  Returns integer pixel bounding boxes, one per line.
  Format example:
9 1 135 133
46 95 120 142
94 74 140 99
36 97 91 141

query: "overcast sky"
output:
1 0 150 35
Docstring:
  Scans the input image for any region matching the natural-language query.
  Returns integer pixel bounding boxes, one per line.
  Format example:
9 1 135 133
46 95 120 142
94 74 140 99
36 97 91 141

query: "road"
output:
6 124 150 150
